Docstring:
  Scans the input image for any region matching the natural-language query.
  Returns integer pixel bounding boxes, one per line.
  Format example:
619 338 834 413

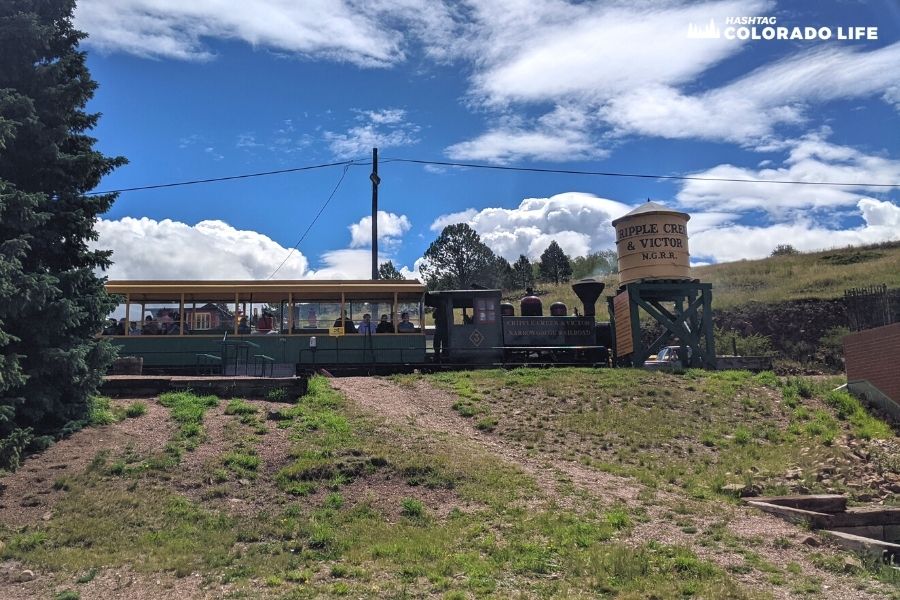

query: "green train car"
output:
103 280 428 375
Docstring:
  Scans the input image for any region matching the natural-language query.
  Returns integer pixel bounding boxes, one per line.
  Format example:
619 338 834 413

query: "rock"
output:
721 483 746 495
41 512 51 521
801 535 820 547
785 468 803 480
238 478 250 486
888 482 900 493
842 556 863 573
15 570 35 583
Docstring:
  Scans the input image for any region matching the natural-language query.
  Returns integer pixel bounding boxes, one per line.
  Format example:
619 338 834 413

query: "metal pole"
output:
370 147 380 280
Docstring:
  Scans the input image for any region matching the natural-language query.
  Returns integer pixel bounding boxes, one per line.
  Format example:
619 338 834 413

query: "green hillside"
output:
693 241 900 310
511 241 900 316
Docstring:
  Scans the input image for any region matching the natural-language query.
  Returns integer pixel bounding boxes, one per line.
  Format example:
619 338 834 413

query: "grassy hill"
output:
1 371 898 598
511 241 900 317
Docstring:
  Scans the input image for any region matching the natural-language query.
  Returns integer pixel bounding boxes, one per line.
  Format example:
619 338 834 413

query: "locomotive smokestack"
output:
571 278 605 317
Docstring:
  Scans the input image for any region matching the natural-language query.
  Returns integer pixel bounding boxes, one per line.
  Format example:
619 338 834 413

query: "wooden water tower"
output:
606 202 716 369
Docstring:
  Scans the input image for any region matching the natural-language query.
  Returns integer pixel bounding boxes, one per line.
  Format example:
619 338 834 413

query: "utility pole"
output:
370 147 380 280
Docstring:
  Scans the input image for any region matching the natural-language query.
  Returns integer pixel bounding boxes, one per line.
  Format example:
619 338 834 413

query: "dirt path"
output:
0 401 173 528
330 377 648 507
330 376 892 600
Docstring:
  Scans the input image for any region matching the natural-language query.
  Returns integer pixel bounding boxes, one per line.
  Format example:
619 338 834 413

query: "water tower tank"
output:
611 201 691 285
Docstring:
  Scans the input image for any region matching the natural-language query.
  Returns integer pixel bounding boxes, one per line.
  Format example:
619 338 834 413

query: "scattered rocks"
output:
15 569 35 583
801 535 820 547
784 467 803 480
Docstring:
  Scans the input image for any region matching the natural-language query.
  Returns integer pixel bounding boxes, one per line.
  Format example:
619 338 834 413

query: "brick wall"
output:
844 323 900 402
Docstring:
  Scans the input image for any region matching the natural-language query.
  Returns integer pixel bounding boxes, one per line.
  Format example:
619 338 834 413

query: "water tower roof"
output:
611 201 689 226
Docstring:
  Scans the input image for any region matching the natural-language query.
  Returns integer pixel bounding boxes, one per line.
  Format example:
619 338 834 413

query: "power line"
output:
383 157 900 188
83 155 900 197
267 162 352 280
85 159 357 196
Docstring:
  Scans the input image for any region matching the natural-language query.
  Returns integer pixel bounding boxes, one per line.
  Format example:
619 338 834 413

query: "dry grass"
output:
504 241 900 315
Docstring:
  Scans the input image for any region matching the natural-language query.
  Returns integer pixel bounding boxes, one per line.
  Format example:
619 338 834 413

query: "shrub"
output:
224 399 256 416
124 402 147 418
88 397 116 426
401 497 425 518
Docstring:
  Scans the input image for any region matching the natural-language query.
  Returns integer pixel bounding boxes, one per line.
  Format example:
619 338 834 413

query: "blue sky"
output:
77 0 900 279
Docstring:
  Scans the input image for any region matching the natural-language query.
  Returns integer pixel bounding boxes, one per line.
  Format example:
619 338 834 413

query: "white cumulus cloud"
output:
348 211 412 248
95 217 310 279
690 199 900 262
677 133 900 215
430 192 634 260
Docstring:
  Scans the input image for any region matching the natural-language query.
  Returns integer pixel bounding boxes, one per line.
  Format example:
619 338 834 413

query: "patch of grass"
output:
822 389 892 440
224 399 257 416
75 568 97 584
158 391 219 452
475 415 498 432
124 402 147 418
266 387 288 402
400 498 425 518
54 591 80 600
88 397 116 426
222 449 260 478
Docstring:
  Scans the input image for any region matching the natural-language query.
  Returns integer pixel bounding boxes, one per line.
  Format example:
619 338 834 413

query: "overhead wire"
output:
266 161 353 280
381 157 900 188
84 156 900 195
85 159 357 196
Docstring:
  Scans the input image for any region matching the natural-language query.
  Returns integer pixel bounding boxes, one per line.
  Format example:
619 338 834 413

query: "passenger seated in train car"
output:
333 310 356 333
358 313 376 335
238 316 251 334
306 308 318 328
117 318 127 335
102 318 118 335
257 310 274 333
397 312 415 332
376 314 393 333
142 315 160 335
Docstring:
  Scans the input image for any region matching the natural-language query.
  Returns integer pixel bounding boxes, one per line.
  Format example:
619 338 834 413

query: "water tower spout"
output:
571 279 605 317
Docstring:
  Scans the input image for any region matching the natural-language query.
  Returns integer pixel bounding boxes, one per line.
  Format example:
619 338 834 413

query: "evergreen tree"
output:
538 241 573 285
377 261 405 280
488 256 514 291
419 223 497 289
0 0 126 469
512 254 534 290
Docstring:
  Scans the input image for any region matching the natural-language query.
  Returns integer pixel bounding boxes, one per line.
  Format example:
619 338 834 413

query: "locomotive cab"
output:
424 290 504 363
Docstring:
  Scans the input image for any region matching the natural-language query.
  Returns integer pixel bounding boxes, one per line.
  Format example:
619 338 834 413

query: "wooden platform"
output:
101 375 308 399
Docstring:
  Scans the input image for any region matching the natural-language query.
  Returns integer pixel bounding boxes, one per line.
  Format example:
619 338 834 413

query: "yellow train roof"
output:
106 279 426 302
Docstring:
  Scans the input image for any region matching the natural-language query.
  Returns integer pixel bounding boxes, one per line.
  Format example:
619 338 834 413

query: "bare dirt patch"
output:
0 401 173 528
175 400 296 517
0 560 240 600
331 377 648 507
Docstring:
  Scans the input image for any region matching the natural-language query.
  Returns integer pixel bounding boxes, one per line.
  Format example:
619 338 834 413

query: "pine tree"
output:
538 241 573 285
377 261 405 280
512 254 534 290
0 0 126 468
419 223 497 289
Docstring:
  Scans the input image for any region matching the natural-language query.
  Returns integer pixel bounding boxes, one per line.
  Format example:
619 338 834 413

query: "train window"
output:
475 298 496 324
181 300 234 335
292 301 340 331
396 302 421 333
